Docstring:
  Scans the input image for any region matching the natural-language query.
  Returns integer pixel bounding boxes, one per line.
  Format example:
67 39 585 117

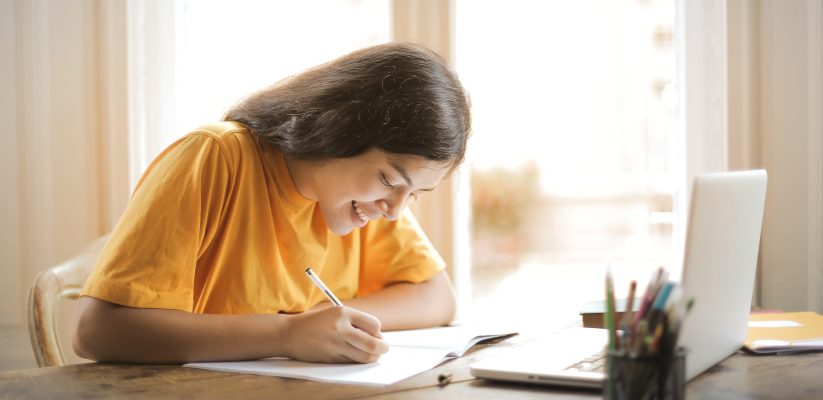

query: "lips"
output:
352 201 370 227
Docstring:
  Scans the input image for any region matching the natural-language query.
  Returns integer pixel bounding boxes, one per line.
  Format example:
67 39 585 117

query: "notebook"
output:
744 311 823 355
185 325 516 386
471 170 768 388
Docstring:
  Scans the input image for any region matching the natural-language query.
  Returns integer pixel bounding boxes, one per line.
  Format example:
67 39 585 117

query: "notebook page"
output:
185 345 447 386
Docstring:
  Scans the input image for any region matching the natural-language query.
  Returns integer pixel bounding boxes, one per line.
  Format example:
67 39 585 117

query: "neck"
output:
283 155 317 200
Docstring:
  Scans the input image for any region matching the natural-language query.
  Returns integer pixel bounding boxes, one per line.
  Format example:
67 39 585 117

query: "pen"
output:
305 266 342 306
669 297 694 348
621 280 637 350
621 280 637 330
605 265 617 351
632 267 662 328
647 281 674 332
634 320 647 356
649 321 665 352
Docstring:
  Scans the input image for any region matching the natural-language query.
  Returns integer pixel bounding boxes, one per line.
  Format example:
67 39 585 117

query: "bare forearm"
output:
74 297 288 363
344 271 457 330
74 297 389 365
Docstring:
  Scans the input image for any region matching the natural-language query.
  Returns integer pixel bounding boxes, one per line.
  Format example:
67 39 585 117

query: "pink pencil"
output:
631 267 663 329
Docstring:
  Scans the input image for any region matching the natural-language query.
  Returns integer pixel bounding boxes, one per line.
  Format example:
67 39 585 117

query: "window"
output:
455 0 677 328
174 0 390 136
130 0 391 181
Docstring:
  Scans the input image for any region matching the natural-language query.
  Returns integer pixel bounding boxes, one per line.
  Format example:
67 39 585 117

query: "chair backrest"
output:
27 234 110 367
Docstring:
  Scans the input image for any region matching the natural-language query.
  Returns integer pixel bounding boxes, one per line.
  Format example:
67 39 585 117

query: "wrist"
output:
270 312 294 359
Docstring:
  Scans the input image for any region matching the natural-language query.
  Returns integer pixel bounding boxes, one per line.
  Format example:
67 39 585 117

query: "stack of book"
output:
580 298 640 329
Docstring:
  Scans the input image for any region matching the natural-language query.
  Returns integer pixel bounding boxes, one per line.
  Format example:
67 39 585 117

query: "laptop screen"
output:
677 170 767 380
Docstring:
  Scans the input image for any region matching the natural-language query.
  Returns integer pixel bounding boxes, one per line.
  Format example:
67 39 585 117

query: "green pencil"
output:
605 265 617 351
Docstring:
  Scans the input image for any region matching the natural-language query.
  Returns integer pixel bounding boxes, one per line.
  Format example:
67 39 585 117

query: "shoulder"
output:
187 121 253 149
182 121 261 168
188 121 249 138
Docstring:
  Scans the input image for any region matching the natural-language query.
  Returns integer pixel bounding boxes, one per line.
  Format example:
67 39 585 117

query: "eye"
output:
410 192 419 201
380 173 395 189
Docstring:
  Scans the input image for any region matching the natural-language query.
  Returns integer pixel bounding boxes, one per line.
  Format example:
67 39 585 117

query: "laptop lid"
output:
677 169 767 380
470 170 768 386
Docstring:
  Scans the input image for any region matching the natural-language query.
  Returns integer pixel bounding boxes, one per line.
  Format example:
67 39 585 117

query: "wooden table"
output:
1 332 821 400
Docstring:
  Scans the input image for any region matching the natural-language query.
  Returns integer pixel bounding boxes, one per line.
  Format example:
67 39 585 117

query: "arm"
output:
333 270 457 331
73 297 388 364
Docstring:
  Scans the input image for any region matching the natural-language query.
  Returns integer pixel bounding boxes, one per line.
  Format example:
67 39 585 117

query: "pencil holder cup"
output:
604 348 686 400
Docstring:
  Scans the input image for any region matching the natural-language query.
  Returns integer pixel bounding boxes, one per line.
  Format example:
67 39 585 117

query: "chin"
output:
327 222 355 236
322 204 360 236
329 226 354 236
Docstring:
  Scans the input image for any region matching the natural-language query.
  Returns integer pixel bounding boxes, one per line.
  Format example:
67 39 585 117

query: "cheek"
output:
343 182 385 203
319 183 380 207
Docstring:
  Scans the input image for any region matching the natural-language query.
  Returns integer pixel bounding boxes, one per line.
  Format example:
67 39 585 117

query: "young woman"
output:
73 42 471 365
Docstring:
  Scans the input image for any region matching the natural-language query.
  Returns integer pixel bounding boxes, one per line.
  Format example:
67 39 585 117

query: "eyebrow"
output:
389 161 436 192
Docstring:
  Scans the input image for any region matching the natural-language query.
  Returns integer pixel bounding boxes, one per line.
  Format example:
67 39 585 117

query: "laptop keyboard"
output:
563 350 606 373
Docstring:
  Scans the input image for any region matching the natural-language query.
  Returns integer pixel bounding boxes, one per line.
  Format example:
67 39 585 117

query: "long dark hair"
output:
224 42 471 167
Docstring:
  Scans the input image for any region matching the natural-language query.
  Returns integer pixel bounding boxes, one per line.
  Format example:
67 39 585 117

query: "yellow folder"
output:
744 311 823 354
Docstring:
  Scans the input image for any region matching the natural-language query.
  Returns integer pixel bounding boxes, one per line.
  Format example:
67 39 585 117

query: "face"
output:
290 148 450 235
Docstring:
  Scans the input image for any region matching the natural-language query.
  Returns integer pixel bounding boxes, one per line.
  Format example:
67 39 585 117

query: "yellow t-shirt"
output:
82 121 445 314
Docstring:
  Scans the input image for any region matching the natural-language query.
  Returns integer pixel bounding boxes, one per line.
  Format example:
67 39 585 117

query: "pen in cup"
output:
633 267 664 326
605 265 617 351
621 280 637 350
305 266 342 306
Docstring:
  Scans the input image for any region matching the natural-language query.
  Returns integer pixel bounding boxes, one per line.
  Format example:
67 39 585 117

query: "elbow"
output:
72 321 94 361
432 271 457 326
73 326 93 361
441 286 457 325
72 297 111 361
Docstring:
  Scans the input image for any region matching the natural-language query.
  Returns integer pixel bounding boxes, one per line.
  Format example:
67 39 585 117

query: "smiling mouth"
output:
352 201 369 223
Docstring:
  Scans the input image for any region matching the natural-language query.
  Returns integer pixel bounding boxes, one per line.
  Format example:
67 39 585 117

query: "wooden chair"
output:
27 234 110 367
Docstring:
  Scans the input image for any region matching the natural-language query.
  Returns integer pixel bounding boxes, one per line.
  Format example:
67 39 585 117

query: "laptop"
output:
470 170 768 388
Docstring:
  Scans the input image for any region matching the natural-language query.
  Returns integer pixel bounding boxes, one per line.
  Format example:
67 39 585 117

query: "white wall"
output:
757 0 823 312
649 0 822 312
726 0 822 312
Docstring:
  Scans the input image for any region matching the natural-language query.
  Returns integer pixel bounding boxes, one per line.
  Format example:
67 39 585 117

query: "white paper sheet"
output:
748 320 802 328
186 346 448 386
184 326 515 386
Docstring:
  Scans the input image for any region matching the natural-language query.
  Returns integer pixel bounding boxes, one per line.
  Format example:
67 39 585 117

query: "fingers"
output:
347 309 383 339
338 308 388 363
285 306 388 364
343 327 389 359
339 340 386 364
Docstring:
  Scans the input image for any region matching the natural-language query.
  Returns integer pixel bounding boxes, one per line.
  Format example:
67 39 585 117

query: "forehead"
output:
365 149 451 187
386 153 448 171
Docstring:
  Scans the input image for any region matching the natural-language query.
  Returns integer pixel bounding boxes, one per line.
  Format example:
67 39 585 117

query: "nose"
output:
376 192 409 221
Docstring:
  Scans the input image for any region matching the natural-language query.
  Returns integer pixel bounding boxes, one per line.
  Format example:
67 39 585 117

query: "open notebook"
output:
185 326 516 386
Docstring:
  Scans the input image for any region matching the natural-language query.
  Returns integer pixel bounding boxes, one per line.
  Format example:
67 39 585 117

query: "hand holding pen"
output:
280 267 388 364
